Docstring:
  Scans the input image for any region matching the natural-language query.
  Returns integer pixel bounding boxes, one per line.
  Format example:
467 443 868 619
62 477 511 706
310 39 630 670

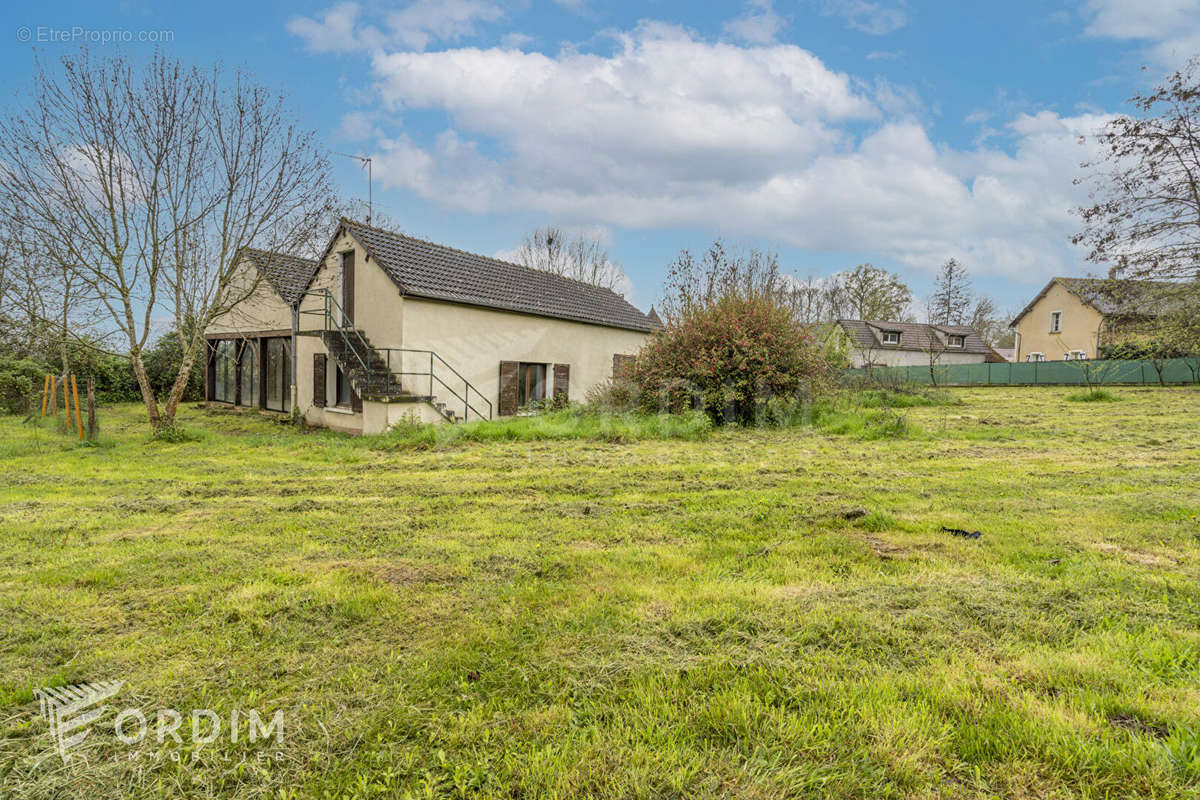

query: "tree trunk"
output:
162 328 206 423
129 346 162 429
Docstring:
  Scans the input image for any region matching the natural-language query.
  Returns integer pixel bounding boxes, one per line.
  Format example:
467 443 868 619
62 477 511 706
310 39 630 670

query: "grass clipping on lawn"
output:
0 386 1198 798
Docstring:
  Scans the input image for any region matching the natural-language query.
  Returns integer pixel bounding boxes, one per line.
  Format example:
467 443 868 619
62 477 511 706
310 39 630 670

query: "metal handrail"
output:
298 290 377 394
297 290 493 421
382 349 493 421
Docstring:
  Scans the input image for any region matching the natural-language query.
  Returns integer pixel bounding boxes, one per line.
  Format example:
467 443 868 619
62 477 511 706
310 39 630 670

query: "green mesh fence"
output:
846 357 1200 387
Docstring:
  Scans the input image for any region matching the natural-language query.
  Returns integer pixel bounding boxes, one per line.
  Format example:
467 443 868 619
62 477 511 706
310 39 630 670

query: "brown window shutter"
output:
613 354 635 379
498 361 518 416
552 363 570 407
313 353 326 408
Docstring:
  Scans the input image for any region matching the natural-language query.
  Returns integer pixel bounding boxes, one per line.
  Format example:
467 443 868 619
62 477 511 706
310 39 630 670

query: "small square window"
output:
882 331 900 345
948 334 965 348
1049 311 1062 334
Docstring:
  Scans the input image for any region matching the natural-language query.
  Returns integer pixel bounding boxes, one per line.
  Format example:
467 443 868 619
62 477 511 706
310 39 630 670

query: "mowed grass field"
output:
1 387 1199 799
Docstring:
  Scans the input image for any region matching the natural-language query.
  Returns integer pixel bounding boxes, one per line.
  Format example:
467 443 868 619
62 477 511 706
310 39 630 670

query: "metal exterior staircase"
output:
299 290 492 423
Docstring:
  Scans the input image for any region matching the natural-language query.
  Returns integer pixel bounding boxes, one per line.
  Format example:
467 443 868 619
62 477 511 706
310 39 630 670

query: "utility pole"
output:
333 151 373 225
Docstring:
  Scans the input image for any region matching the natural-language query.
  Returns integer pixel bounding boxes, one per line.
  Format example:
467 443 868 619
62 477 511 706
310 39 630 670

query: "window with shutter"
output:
612 354 636 379
552 364 570 407
498 361 519 415
313 353 326 407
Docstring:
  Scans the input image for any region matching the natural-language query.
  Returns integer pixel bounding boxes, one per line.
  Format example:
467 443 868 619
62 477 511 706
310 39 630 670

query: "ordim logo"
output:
34 681 126 763
34 680 284 764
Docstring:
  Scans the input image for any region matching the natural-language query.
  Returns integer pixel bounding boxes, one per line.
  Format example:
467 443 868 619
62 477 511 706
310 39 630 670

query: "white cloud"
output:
336 110 382 141
552 0 589 12
308 19 1109 285
288 0 502 53
1081 0 1200 66
819 0 908 36
724 0 787 45
500 31 535 50
287 2 366 53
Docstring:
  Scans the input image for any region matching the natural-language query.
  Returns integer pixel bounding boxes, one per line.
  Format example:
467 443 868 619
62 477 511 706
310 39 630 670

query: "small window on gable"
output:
1029 352 1045 362
948 334 965 348
882 330 901 345
1049 311 1062 333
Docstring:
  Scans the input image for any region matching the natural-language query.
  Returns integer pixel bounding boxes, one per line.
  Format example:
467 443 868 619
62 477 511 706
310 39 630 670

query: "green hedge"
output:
846 357 1200 386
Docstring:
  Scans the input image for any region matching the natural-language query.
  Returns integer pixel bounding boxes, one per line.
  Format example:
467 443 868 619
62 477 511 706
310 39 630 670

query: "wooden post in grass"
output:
71 375 83 439
86 378 96 440
40 374 50 416
49 376 57 419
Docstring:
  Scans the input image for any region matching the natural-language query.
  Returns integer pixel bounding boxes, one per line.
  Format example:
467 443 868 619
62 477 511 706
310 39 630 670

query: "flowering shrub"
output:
632 292 832 424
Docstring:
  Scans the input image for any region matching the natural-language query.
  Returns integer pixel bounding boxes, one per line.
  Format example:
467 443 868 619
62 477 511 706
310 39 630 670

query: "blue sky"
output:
3 1 1199 313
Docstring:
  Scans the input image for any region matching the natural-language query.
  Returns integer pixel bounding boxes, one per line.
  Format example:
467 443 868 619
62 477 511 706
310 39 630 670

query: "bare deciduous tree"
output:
783 275 833 324
1074 57 1200 284
657 240 786 322
0 50 334 431
514 225 628 292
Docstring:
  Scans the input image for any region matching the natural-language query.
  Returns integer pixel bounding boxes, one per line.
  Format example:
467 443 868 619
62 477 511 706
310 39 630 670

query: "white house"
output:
837 319 1000 368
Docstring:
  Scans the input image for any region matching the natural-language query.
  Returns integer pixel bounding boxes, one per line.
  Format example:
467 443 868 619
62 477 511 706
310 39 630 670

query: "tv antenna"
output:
333 151 373 224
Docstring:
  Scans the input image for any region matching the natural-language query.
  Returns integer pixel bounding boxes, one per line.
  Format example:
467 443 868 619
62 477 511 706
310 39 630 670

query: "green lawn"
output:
1 388 1199 798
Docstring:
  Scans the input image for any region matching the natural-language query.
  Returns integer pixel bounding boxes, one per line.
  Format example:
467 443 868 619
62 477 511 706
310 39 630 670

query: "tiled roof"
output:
837 319 997 356
240 248 319 307
1010 277 1186 326
340 219 656 332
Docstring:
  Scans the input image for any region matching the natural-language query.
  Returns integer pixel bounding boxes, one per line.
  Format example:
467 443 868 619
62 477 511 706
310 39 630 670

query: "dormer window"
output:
948 334 965 348
882 331 901 345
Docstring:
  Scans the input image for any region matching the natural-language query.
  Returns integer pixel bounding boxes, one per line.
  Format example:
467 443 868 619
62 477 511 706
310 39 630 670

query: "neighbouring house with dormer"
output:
1009 277 1183 363
203 219 657 434
836 319 1000 368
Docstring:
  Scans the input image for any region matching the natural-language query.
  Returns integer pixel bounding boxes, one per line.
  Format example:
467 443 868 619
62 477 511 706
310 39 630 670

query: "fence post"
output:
87 378 97 440
71 375 83 439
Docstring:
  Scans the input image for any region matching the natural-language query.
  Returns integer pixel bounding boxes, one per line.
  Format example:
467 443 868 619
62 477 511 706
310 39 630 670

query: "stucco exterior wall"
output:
848 349 988 368
1015 282 1103 361
399 296 649 417
207 260 292 335
296 230 364 331
209 229 651 434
